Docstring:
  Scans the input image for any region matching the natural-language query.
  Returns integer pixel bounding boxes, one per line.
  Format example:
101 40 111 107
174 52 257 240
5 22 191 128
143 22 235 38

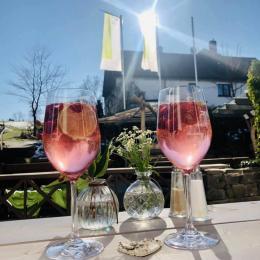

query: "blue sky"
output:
0 0 260 120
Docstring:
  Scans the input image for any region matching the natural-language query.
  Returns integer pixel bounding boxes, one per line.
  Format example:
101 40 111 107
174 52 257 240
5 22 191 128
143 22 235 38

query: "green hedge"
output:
247 60 260 163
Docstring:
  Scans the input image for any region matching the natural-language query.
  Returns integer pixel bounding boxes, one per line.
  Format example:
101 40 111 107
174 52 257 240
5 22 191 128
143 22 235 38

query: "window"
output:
217 83 233 97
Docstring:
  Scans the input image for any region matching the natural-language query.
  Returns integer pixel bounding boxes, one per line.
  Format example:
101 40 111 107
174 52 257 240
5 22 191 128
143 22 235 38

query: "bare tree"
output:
9 47 66 136
80 75 102 99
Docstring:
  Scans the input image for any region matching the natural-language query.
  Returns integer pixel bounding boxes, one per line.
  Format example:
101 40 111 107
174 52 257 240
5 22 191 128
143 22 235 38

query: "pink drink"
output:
157 102 212 173
43 102 100 181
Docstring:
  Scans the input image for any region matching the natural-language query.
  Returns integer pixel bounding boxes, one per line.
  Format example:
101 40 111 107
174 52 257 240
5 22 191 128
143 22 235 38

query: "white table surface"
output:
0 201 260 259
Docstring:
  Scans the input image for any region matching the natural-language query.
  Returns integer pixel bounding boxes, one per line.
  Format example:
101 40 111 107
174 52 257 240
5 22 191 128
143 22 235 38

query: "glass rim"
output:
158 85 205 104
46 88 97 104
47 87 95 94
159 85 198 92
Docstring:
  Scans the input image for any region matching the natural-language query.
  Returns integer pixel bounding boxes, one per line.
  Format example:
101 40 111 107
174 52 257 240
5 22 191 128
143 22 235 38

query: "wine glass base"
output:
45 238 104 259
165 229 219 250
193 215 211 222
169 212 186 218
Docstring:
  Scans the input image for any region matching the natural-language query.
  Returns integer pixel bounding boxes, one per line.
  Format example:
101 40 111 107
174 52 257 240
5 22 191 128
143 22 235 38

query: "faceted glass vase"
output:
77 179 119 230
123 171 165 220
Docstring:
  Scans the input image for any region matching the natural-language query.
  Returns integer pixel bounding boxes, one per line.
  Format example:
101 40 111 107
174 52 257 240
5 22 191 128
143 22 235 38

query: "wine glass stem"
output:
70 181 79 240
183 173 196 233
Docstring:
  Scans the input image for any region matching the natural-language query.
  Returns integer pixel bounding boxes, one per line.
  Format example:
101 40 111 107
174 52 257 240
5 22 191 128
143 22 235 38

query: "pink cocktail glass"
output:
157 85 219 250
42 88 103 259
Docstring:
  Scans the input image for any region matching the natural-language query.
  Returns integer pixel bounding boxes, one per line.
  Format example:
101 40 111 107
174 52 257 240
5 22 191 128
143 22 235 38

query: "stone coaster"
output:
118 238 162 257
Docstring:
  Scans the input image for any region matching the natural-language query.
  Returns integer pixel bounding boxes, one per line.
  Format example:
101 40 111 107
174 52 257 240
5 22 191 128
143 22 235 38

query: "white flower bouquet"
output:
113 126 155 173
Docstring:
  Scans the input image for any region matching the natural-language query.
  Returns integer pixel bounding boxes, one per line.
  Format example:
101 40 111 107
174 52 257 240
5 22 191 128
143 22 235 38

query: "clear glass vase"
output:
77 179 119 230
123 170 164 220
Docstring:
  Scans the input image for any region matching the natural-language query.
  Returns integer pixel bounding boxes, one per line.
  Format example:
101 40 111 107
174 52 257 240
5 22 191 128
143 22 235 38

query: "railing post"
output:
66 181 71 215
24 180 28 218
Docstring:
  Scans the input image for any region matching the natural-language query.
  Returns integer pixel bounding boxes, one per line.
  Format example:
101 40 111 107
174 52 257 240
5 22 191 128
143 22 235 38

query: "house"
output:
103 40 255 115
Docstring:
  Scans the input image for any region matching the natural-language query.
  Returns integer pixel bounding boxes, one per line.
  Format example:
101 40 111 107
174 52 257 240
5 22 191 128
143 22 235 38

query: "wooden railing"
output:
0 166 173 221
0 171 71 220
0 156 248 221
0 156 248 174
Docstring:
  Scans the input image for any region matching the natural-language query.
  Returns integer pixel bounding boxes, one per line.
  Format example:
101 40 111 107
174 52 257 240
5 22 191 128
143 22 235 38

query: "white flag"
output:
139 11 158 72
100 13 122 71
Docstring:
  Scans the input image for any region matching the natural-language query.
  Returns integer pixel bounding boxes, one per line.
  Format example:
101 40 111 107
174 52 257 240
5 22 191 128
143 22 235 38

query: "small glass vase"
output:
77 179 119 230
123 170 164 220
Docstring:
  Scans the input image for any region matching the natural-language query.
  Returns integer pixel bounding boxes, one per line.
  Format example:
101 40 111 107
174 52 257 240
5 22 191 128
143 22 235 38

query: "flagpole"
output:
120 15 126 110
156 26 163 90
191 16 198 86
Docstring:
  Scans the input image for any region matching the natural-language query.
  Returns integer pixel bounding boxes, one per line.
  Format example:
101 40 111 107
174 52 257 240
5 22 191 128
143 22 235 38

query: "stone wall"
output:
203 167 260 203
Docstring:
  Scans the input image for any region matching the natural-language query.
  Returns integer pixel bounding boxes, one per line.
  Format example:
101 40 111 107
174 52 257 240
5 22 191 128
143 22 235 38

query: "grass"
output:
3 127 26 141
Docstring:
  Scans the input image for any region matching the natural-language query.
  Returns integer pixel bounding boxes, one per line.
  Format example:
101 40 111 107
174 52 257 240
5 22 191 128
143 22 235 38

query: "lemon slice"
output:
58 103 97 140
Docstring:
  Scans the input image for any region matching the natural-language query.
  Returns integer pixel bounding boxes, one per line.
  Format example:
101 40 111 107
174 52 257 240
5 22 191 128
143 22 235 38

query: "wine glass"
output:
42 88 103 258
157 85 219 250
